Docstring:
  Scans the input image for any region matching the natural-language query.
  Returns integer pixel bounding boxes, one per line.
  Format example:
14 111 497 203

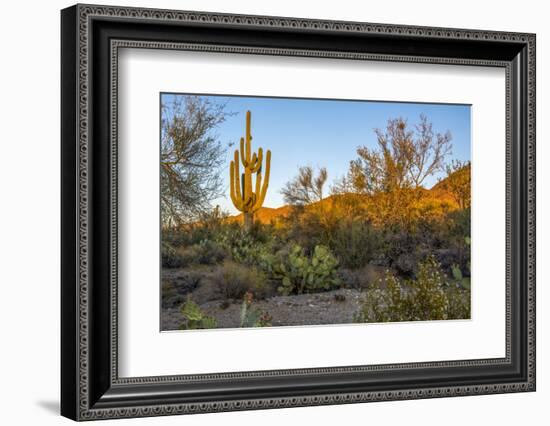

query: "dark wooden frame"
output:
61 4 536 421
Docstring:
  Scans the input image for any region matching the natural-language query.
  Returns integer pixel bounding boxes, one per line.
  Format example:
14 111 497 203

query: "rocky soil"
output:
161 287 365 331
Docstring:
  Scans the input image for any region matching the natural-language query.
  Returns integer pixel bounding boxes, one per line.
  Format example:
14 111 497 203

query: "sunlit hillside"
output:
226 170 465 226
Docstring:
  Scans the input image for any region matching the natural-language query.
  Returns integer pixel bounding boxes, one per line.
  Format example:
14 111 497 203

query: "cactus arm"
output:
254 170 262 208
243 111 254 198
253 150 271 212
233 151 243 203
257 148 263 166
249 148 263 173
240 137 246 166
241 173 248 205
229 161 243 211
229 160 236 203
245 110 252 164
245 136 251 162
246 110 251 143
229 157 243 211
242 111 251 164
244 167 251 207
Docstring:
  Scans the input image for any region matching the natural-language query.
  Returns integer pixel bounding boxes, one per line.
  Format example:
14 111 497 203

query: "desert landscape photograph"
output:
160 94 472 330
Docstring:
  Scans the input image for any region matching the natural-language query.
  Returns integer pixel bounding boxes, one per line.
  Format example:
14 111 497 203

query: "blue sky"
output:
161 93 471 215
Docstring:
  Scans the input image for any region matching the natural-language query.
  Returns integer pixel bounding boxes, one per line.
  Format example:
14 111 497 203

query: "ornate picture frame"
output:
61 4 535 421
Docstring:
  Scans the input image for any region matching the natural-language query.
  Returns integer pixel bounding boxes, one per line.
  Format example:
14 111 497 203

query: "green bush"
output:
380 228 426 275
161 229 188 248
164 240 225 267
432 209 471 274
214 225 275 266
281 209 325 254
212 260 270 300
161 242 187 268
445 281 471 319
445 208 471 242
354 257 469 323
261 244 340 295
162 225 212 248
328 220 381 269
179 299 217 330
192 240 226 265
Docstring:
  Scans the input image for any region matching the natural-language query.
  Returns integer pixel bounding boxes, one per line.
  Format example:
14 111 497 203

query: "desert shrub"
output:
179 299 217 330
449 208 471 275
173 246 198 266
261 244 340 295
394 250 428 276
161 228 188 248
338 269 364 290
406 257 450 320
162 240 225 269
445 208 471 241
212 260 270 300
338 264 386 290
354 257 455 323
378 208 471 278
282 193 372 256
188 278 222 305
446 262 471 319
214 224 279 267
192 240 227 265
162 225 211 248
215 225 255 264
161 242 204 268
328 220 381 269
161 242 187 268
431 208 471 273
198 205 229 234
379 224 438 276
248 221 278 245
239 292 272 327
353 272 403 323
278 206 330 255
168 270 202 294
161 280 186 308
445 281 471 319
162 280 177 298
162 207 229 250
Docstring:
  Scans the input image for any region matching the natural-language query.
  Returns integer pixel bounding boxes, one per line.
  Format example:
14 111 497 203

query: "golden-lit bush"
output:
212 260 270 300
354 257 470 323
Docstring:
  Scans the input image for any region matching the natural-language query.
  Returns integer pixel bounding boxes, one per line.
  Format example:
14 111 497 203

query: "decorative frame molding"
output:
61 4 535 421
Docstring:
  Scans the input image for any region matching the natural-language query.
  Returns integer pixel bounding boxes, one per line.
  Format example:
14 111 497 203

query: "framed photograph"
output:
61 4 536 421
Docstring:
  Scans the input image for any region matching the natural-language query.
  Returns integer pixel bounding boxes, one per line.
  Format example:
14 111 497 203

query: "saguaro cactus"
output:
229 111 271 231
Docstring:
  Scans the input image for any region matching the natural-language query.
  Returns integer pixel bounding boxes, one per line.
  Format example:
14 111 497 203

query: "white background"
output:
119 49 505 377
0 0 547 425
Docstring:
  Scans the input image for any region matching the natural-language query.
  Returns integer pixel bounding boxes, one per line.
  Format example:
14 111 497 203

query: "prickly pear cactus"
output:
179 299 217 330
239 292 272 327
271 244 340 295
